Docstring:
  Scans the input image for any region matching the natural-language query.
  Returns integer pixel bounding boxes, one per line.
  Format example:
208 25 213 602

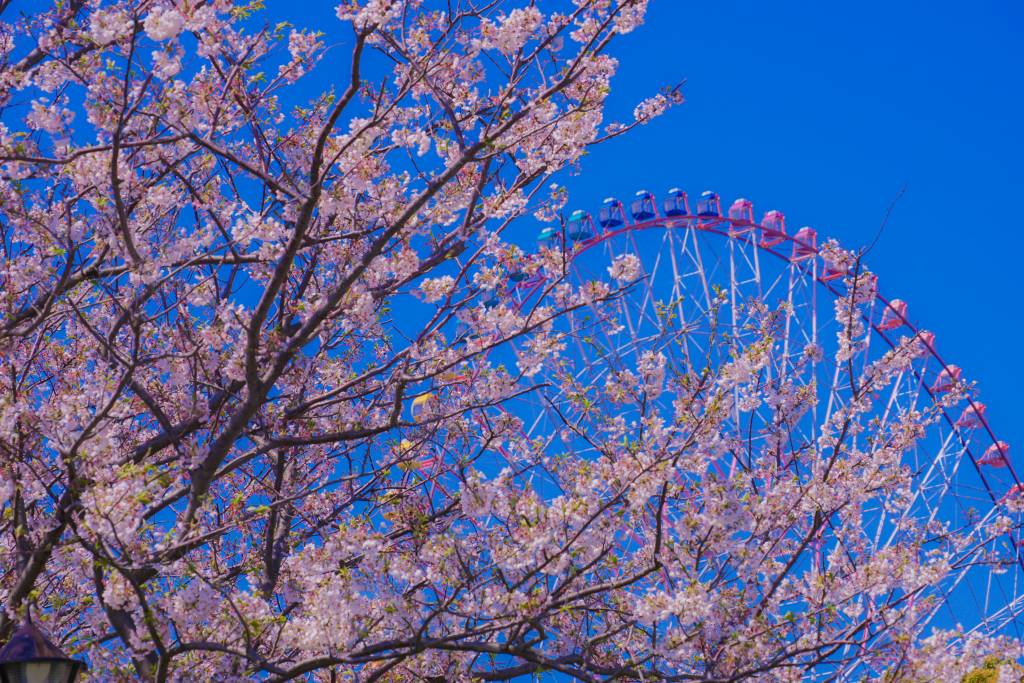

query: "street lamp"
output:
0 621 85 683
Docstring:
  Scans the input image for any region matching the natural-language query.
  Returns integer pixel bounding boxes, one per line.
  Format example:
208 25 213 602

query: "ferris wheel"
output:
403 187 1022 678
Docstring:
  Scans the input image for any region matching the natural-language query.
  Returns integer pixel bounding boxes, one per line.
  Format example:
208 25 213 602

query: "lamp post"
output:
0 621 85 683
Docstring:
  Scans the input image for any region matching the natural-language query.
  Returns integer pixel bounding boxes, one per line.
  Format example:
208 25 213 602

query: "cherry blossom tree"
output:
0 1 1018 681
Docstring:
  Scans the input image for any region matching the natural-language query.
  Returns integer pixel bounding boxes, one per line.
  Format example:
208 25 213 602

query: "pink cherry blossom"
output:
0 1 1010 681
143 6 185 42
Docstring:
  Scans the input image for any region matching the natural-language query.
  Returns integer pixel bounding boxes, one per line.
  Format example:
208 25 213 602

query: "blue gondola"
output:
663 187 689 216
697 190 720 217
630 190 657 221
567 210 594 241
538 226 559 246
598 197 625 228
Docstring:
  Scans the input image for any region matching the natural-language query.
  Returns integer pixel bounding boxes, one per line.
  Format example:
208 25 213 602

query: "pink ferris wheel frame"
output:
506 191 1018 542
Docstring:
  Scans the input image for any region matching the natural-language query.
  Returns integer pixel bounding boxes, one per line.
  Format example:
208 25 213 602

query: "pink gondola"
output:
728 198 754 234
980 441 1010 468
1000 483 1024 505
955 403 986 429
879 299 908 331
821 256 847 282
857 272 878 298
932 365 962 393
792 226 816 261
760 210 787 248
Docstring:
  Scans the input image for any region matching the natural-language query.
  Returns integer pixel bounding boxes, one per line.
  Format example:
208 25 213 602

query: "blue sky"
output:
576 0 1024 459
